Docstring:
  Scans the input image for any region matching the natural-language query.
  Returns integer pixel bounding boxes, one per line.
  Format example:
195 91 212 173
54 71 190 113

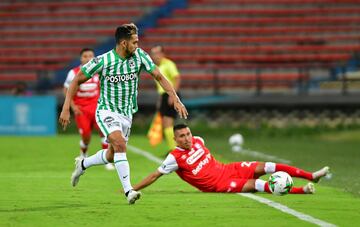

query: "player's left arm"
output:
133 170 163 191
151 67 188 119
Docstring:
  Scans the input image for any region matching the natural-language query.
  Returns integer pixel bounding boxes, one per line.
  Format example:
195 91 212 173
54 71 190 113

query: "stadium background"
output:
1 0 360 226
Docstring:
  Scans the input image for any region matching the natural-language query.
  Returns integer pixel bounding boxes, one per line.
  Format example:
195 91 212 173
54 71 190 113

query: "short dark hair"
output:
80 48 94 56
173 123 188 132
115 23 138 44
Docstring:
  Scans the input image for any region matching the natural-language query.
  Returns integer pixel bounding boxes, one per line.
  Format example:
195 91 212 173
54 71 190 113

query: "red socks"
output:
275 164 313 181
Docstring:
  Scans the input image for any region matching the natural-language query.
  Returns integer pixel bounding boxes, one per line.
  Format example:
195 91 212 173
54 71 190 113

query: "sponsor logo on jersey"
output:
93 57 100 64
191 153 211 175
186 148 205 165
105 73 137 83
85 57 101 70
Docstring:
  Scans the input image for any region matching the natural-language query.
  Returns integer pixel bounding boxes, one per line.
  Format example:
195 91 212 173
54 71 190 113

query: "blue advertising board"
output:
0 96 57 135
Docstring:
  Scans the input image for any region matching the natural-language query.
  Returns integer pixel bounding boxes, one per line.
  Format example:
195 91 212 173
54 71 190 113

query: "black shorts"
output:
159 93 178 118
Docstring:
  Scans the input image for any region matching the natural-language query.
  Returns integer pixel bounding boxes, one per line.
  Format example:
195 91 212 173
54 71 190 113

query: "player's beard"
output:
125 45 135 58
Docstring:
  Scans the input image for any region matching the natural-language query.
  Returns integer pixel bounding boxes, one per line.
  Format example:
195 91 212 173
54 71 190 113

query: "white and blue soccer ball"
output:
229 133 244 152
268 171 293 196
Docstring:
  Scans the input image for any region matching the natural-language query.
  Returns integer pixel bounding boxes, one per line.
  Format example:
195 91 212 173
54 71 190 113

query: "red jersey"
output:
64 66 100 107
158 136 227 192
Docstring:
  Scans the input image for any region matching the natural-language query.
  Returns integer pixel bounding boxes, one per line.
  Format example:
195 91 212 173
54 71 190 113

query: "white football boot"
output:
126 190 141 205
71 157 85 187
303 183 315 194
312 166 330 183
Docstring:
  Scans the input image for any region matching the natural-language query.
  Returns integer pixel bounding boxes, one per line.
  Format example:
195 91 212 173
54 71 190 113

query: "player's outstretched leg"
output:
70 149 112 186
71 157 86 187
312 166 330 183
252 179 315 194
263 162 330 182
101 137 115 171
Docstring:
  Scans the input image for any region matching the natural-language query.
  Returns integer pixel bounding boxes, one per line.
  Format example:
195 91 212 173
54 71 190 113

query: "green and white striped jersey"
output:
81 48 156 118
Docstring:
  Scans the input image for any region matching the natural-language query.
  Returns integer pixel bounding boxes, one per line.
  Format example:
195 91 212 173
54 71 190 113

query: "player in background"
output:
150 45 181 151
63 48 114 170
59 23 188 204
133 123 330 194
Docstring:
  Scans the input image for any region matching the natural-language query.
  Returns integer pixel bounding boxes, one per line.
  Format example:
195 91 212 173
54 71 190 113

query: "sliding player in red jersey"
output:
133 123 330 194
63 48 114 170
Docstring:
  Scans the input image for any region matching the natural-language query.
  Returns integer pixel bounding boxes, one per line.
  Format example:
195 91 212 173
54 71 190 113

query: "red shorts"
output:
74 104 101 137
215 161 259 193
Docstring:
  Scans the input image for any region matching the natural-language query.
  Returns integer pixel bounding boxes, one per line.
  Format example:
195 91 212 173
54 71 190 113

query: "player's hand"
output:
59 109 71 131
174 99 188 119
71 105 83 116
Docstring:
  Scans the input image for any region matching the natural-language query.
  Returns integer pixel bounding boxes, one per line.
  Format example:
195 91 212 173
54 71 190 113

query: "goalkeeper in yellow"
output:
150 45 181 151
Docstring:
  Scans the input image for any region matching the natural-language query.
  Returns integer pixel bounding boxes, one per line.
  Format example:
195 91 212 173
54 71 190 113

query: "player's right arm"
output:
59 56 104 130
133 170 163 191
63 70 82 116
59 70 89 130
133 153 178 191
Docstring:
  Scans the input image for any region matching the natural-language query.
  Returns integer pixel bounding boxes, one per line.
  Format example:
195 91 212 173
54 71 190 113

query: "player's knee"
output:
241 179 256 193
254 162 266 178
257 162 265 170
108 134 126 152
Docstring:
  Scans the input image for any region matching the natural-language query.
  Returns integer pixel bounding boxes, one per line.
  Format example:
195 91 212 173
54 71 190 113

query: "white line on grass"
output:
128 144 337 227
239 193 336 227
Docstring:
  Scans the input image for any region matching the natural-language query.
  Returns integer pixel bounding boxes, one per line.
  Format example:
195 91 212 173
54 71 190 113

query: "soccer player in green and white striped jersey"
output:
59 23 188 205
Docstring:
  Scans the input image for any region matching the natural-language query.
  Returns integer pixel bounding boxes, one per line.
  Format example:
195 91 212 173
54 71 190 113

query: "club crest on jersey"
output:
128 59 136 69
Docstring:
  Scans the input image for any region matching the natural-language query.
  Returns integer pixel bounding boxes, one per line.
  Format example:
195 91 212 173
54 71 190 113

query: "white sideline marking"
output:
128 145 163 164
239 193 336 227
128 144 337 227
239 148 292 164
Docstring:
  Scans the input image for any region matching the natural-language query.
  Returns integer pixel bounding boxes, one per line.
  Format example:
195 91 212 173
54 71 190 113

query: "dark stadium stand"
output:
140 0 360 94
0 0 166 92
0 0 359 96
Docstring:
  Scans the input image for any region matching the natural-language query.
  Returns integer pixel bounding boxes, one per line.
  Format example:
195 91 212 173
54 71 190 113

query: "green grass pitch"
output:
0 129 360 226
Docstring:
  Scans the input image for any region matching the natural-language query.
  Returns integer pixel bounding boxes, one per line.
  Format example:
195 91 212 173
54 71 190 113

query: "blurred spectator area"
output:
0 0 165 93
0 0 360 99
140 0 360 97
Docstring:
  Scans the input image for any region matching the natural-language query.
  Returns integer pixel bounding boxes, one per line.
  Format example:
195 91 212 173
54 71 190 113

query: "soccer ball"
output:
229 133 244 146
268 171 293 196
229 133 244 152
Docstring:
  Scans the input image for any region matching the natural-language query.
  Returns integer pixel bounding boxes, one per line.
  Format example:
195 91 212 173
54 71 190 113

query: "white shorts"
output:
95 109 132 142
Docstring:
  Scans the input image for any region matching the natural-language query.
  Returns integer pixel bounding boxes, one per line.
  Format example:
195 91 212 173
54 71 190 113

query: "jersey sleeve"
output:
137 48 156 73
63 69 75 88
81 56 104 79
194 136 205 145
158 154 178 174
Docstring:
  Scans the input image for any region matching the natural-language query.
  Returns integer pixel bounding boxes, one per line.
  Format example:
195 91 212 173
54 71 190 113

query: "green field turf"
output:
1 129 360 226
